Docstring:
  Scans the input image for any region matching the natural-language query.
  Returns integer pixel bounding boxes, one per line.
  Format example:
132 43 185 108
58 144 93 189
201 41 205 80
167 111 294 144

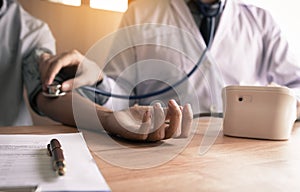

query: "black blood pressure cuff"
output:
23 47 62 116
77 75 111 105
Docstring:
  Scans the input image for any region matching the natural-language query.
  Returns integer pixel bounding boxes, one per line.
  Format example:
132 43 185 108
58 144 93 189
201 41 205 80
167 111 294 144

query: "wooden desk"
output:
1 118 300 192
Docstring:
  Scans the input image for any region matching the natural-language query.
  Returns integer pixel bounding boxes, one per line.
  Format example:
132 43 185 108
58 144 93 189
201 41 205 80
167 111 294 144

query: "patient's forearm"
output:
36 92 111 129
35 92 193 141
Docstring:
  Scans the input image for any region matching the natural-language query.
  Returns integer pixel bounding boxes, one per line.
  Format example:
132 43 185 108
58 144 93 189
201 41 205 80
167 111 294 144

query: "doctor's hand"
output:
38 50 103 92
101 100 193 142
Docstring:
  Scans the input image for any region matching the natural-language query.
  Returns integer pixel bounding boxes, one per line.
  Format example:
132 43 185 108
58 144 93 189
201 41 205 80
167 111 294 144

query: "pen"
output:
47 138 66 176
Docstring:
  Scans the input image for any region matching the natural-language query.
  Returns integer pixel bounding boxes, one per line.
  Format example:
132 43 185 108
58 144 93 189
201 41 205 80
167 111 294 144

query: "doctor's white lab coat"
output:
94 0 300 114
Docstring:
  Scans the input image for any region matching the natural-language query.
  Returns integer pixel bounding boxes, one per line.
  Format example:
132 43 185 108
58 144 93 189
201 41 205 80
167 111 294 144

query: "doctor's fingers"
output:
164 100 182 139
66 59 104 91
39 52 51 63
62 59 104 91
61 71 99 92
179 104 193 138
146 103 167 142
42 50 84 90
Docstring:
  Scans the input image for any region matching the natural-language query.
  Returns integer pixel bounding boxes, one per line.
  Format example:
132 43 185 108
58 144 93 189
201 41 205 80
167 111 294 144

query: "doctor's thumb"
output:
62 76 91 91
61 80 73 92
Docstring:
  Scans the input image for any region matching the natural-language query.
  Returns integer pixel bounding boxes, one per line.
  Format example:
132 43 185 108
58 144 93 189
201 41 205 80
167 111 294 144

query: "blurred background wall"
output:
19 0 124 54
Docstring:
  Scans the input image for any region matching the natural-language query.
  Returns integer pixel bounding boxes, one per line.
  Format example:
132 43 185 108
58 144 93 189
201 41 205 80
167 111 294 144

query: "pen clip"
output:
47 144 52 156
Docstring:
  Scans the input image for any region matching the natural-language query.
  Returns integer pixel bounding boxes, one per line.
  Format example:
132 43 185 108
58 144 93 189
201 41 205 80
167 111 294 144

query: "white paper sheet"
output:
0 133 111 192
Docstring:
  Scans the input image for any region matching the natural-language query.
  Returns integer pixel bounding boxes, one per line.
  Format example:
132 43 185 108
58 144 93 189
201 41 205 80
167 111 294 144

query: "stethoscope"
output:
46 1 224 99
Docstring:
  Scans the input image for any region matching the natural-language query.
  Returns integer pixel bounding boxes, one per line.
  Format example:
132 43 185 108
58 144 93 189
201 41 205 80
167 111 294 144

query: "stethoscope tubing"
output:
81 16 216 100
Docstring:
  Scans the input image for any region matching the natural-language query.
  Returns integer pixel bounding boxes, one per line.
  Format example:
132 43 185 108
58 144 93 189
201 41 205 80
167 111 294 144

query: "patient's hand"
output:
101 100 193 142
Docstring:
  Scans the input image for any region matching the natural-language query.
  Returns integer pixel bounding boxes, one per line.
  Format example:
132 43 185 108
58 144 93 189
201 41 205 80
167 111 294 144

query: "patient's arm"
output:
36 92 193 141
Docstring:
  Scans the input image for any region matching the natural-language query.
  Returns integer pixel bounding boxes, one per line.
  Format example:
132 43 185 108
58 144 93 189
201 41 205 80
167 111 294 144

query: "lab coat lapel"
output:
170 0 206 48
211 0 240 53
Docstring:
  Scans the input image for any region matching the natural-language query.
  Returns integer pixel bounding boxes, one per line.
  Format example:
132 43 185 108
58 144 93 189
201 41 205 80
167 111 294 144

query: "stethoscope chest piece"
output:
43 83 66 97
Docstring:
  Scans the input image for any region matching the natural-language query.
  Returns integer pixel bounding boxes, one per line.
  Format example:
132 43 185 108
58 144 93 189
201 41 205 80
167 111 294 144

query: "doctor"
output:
39 0 300 115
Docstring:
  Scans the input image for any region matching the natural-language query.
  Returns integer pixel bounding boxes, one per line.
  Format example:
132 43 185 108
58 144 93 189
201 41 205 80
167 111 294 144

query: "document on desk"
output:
0 133 111 192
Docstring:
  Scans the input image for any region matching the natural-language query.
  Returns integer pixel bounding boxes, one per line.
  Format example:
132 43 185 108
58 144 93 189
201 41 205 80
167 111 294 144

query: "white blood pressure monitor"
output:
222 85 297 140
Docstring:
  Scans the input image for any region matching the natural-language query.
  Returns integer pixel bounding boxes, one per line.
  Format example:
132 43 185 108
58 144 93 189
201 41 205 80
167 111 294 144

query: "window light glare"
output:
90 0 128 12
47 0 81 6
